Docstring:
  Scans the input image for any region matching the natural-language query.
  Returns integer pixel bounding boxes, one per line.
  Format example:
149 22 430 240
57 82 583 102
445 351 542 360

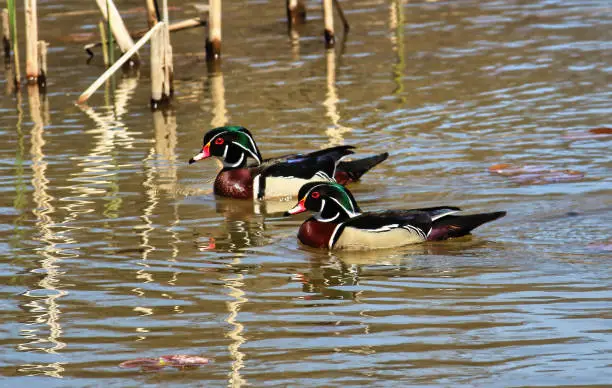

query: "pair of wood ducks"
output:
189 126 506 251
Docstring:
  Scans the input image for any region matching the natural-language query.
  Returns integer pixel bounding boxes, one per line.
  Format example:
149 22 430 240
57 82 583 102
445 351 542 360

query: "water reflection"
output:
18 85 67 377
12 92 28 247
323 47 351 147
209 67 228 128
296 255 359 301
390 0 406 102
72 75 139 224
205 65 247 386
224 266 247 387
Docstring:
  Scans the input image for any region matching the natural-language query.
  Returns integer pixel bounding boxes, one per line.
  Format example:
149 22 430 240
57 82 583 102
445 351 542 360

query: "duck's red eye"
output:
311 191 320 199
214 137 225 145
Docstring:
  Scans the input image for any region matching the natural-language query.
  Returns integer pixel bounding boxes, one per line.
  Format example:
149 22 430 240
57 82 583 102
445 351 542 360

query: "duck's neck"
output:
222 149 249 169
314 200 359 223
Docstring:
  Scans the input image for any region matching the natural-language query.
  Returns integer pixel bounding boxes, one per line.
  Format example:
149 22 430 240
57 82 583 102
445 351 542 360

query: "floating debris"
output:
587 240 612 252
562 127 612 140
120 355 210 371
489 164 585 185
198 237 216 251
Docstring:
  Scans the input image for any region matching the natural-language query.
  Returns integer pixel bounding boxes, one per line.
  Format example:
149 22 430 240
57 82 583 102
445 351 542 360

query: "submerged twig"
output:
333 0 350 32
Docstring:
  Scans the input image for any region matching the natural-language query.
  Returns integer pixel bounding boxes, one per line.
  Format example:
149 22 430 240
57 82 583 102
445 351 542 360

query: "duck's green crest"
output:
329 183 359 214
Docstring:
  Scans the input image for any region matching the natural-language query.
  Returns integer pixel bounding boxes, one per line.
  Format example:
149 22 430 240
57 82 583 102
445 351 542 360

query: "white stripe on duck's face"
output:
332 225 426 250
208 130 262 167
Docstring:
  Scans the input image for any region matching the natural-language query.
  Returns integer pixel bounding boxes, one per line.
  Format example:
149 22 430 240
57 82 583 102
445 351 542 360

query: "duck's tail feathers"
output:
335 152 389 184
427 211 506 241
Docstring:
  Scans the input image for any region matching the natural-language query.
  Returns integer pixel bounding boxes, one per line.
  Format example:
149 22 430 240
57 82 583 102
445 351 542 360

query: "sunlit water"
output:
1 0 611 386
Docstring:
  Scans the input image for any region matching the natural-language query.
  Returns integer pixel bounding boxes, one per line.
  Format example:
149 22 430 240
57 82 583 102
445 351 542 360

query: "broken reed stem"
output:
150 24 162 103
95 0 139 65
144 0 157 28
206 0 221 60
7 0 21 85
2 9 10 62
286 0 306 28
99 21 109 66
25 0 39 83
323 0 334 47
37 40 46 88
77 21 163 105
150 20 173 109
162 0 169 23
163 25 173 97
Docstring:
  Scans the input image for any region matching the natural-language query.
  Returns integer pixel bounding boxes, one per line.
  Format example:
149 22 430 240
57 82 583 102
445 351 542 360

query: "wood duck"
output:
188 126 388 200
285 182 506 250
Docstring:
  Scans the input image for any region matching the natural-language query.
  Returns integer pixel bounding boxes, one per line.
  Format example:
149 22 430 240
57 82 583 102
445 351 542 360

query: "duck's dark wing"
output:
344 210 432 235
409 206 462 220
254 155 340 199
252 145 356 169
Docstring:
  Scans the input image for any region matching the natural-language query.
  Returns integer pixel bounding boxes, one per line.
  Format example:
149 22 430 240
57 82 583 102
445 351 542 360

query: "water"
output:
1 0 611 386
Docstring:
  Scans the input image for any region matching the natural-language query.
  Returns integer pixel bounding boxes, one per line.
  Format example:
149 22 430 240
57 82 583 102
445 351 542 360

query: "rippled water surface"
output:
1 0 611 386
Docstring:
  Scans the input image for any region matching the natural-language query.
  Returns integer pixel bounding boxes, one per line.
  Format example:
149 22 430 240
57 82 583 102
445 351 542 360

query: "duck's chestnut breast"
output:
297 219 339 249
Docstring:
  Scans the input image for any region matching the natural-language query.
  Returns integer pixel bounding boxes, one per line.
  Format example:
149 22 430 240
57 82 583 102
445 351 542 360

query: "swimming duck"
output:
285 182 506 250
188 126 388 200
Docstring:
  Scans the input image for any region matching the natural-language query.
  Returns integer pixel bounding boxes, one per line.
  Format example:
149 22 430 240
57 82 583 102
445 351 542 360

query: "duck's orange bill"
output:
188 142 211 164
287 199 307 215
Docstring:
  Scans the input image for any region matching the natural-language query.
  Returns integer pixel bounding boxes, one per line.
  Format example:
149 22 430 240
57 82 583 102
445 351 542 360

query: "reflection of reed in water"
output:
202 199 270 252
209 68 228 128
390 0 406 102
296 255 359 301
134 108 185 337
152 110 182 263
70 76 139 223
18 85 67 378
224 265 247 388
323 48 351 147
12 93 28 246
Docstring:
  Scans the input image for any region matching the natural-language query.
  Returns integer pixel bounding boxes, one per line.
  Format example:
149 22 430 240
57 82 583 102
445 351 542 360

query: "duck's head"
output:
188 126 263 168
285 182 362 222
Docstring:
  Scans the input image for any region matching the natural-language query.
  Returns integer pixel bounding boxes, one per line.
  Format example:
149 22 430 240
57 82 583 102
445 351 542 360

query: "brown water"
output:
1 0 611 386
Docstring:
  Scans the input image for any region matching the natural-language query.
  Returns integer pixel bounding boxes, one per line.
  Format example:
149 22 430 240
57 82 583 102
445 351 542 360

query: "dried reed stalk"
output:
144 0 157 28
95 0 139 65
323 0 334 47
206 0 221 60
25 0 39 82
286 0 306 28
